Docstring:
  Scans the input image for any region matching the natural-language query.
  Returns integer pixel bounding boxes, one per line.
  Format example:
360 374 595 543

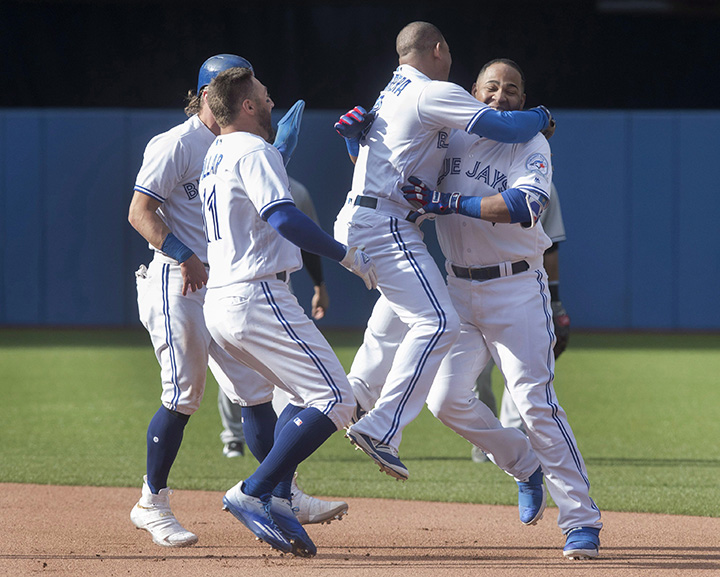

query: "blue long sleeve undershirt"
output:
456 188 531 223
264 202 346 262
468 108 547 143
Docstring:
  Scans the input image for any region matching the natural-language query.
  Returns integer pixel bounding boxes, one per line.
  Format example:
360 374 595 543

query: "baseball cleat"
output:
563 526 600 560
517 466 546 525
223 440 245 458
471 445 490 463
130 475 198 548
346 427 409 480
268 496 317 557
291 473 348 525
222 481 292 554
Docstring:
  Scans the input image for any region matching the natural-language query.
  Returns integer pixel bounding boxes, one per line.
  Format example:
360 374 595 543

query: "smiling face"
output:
471 62 526 112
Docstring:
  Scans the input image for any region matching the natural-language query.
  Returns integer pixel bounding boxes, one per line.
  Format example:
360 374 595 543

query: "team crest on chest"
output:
526 153 549 176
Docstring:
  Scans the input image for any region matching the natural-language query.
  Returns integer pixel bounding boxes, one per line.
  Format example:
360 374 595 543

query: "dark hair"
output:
184 90 203 117
476 58 526 91
205 67 255 128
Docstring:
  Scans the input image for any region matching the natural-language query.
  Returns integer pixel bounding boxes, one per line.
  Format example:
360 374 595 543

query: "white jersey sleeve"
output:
418 80 492 133
505 134 553 228
134 115 215 261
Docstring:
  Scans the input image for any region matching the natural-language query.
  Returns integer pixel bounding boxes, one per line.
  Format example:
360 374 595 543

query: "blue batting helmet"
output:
197 54 254 94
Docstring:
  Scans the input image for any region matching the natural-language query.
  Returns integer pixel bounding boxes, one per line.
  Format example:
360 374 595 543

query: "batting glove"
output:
273 99 305 166
334 106 374 157
340 246 377 290
401 176 461 223
551 300 570 359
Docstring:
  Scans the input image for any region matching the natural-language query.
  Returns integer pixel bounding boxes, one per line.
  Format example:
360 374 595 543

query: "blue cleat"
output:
222 481 292 554
517 466 546 525
269 496 317 557
563 526 600 559
346 427 409 480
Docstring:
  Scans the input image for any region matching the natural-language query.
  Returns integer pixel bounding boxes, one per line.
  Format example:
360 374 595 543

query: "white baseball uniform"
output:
201 132 353 430
335 64 525 450
492 183 566 430
425 131 601 532
134 114 273 415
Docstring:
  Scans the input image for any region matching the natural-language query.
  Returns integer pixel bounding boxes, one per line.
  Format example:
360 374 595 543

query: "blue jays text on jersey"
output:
438 156 508 193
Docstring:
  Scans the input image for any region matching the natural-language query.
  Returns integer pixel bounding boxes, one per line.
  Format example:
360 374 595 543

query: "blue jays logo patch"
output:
526 153 549 176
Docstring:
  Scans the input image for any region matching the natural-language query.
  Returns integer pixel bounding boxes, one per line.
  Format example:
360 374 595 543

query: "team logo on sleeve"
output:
526 153 549 176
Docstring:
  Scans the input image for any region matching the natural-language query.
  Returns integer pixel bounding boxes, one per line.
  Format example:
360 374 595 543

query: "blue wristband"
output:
161 232 194 264
345 138 360 157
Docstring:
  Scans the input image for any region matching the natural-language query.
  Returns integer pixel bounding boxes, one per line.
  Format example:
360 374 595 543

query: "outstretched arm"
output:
467 105 552 143
264 203 377 290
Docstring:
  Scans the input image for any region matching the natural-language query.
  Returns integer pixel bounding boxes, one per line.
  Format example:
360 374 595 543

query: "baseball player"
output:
216 176 349 523
471 182 569 461
401 58 602 559
199 67 375 557
128 54 342 550
218 176 331 459
333 21 552 482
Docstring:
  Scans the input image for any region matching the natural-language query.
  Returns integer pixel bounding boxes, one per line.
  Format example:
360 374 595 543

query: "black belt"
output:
354 195 414 221
354 196 378 209
276 271 287 281
451 260 529 281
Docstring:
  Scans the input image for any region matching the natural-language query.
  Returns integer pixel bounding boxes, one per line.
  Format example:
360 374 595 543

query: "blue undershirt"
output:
468 108 547 143
456 188 531 223
264 202 346 262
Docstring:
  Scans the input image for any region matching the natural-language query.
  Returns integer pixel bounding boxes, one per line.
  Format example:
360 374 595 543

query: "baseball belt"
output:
276 271 287 281
353 195 415 221
451 260 529 281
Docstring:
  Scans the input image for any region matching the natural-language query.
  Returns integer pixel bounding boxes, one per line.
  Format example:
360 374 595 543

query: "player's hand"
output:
334 106 375 157
551 300 570 358
180 254 208 296
273 99 305 166
402 176 461 222
532 105 555 139
311 283 330 320
340 246 377 290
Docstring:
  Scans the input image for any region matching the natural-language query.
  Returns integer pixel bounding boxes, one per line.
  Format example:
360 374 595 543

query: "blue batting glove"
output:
334 106 375 157
273 99 305 166
402 176 461 222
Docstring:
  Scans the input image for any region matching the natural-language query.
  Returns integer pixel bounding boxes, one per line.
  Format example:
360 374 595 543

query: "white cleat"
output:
291 473 348 525
130 475 198 547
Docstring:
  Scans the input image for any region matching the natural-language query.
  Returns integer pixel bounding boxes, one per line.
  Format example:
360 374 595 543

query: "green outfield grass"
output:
1 328 718 517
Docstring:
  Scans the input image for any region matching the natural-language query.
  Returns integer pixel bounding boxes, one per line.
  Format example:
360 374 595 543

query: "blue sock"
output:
146 406 190 494
241 402 277 462
271 404 304 499
243 407 337 498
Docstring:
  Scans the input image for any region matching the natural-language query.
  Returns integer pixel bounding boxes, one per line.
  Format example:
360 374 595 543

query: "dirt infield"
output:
2 484 719 577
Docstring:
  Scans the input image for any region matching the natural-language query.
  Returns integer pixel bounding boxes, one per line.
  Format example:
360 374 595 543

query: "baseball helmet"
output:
197 54 254 94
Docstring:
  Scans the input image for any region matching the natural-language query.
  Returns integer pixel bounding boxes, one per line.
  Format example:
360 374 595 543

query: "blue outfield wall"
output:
0 108 718 330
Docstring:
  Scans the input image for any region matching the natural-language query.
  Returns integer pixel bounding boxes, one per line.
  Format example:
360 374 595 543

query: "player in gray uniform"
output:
128 54 340 549
402 59 602 559
472 183 569 456
333 21 552 482
199 67 375 557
